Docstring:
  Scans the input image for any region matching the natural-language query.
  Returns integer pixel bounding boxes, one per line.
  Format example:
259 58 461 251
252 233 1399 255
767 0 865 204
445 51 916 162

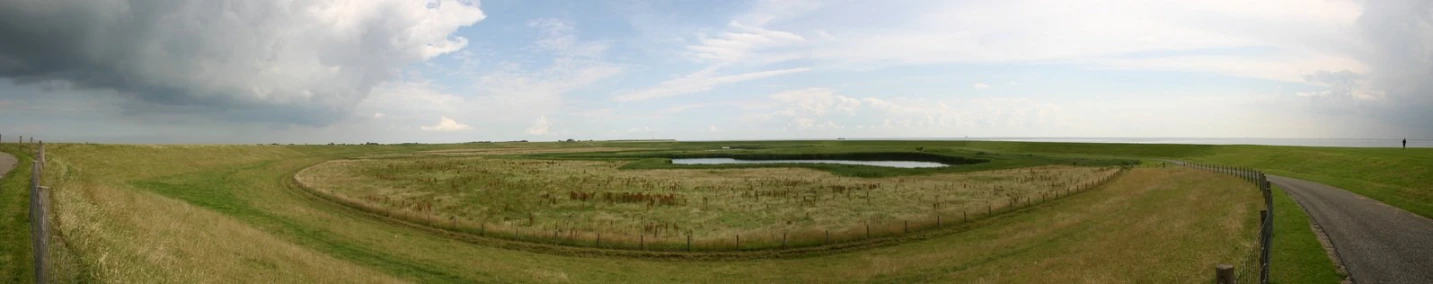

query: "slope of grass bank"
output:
1270 185 1344 283
0 145 34 283
1193 146 1433 219
37 142 1262 282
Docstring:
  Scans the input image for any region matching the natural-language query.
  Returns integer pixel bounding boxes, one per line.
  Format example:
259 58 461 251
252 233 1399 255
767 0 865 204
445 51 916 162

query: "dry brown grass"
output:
296 156 1121 250
24 142 1265 282
40 145 404 283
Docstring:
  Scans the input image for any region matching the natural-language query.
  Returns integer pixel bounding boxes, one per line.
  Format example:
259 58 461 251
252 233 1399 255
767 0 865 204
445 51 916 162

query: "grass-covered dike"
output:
0 140 1369 282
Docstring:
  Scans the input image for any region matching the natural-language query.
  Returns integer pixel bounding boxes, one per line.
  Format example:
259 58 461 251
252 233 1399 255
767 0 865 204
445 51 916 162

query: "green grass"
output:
0 145 35 283
25 142 1271 282
295 153 1121 250
2 140 1378 282
879 141 1433 220
1192 145 1433 219
1269 185 1345 283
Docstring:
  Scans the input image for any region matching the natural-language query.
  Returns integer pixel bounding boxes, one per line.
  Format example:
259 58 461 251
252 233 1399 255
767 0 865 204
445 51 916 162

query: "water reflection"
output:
670 158 948 168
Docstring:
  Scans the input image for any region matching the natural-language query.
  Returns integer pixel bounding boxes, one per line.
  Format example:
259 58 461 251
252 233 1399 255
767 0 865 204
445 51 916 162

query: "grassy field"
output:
1269 185 1345 283
0 141 1286 282
1193 146 1433 219
894 141 1433 219
0 144 35 283
296 151 1118 249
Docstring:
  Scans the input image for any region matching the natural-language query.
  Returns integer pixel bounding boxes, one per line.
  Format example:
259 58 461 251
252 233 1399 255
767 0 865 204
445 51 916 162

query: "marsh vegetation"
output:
296 149 1122 250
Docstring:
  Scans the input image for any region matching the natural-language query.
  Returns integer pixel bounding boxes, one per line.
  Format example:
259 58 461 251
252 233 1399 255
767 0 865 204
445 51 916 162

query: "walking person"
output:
1404 138 1408 149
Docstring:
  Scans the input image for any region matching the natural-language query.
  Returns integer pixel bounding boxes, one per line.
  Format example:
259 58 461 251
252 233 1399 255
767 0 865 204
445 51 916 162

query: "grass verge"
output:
1269 185 1344 283
0 145 34 283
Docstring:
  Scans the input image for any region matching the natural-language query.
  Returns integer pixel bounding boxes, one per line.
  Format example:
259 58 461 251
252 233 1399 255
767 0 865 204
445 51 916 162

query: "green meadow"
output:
0 140 1371 282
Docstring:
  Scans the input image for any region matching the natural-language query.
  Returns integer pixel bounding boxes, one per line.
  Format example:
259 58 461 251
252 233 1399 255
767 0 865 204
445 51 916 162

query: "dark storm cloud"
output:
1357 0 1433 136
0 0 483 125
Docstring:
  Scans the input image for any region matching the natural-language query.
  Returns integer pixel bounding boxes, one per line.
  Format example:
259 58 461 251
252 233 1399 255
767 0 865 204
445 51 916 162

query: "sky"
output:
0 0 1430 144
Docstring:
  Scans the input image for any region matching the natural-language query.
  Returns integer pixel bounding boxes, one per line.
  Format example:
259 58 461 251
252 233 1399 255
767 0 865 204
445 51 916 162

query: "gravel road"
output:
1271 175 1433 284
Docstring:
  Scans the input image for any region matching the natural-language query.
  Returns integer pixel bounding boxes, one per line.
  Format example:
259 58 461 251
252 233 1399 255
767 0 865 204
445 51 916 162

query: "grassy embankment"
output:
919 140 1430 219
1195 146 1433 219
912 140 1396 283
0 144 35 283
297 151 1120 251
14 142 1265 282
1269 185 1344 283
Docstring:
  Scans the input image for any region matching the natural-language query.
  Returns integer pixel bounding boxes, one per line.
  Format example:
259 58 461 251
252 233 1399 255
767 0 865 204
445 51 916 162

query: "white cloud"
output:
358 79 466 120
526 115 552 135
709 125 719 132
421 116 471 132
614 67 810 101
707 0 1366 83
686 22 806 64
770 88 861 116
973 83 991 89
471 18 622 115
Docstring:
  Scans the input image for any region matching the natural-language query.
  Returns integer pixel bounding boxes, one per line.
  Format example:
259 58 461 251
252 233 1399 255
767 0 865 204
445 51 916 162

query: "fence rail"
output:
7 135 51 284
1173 161 1272 284
294 162 1134 255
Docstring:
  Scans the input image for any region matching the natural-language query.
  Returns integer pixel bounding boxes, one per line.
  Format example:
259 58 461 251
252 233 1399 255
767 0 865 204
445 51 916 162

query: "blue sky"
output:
0 0 1428 143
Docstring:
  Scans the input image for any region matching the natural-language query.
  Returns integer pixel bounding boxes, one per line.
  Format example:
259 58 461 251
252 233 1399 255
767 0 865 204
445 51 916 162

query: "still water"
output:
670 158 948 168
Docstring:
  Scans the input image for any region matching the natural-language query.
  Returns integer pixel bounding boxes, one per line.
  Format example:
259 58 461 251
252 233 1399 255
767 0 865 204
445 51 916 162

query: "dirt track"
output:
0 152 14 178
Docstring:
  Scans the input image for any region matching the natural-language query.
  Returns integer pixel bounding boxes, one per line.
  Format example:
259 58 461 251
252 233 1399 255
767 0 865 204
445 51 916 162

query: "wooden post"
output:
735 234 740 250
687 233 692 252
937 215 941 228
825 230 830 244
1215 264 1235 284
640 233 645 250
866 223 870 238
1260 210 1267 227
782 231 787 248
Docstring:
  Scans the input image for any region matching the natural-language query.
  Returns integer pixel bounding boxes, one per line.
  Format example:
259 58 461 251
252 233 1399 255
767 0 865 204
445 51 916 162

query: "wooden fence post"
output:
1215 264 1235 284
31 162 49 284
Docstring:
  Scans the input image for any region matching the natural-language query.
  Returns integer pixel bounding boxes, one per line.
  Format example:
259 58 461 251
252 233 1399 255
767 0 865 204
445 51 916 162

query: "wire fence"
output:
294 162 1135 255
1174 161 1271 284
5 134 52 284
31 140 50 284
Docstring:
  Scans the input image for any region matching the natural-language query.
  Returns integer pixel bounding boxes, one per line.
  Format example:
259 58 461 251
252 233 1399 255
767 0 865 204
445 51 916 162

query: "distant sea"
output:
845 137 1431 148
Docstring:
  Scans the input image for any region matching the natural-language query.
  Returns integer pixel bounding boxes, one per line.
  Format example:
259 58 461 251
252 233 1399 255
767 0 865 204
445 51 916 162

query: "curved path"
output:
1271 175 1433 284
0 152 14 178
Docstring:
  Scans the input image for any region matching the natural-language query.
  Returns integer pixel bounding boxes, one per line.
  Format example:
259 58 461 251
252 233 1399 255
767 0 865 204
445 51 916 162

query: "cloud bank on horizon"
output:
0 0 1428 143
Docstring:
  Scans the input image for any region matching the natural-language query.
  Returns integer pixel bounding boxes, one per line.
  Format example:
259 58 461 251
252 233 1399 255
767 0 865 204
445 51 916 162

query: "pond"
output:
670 158 949 168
